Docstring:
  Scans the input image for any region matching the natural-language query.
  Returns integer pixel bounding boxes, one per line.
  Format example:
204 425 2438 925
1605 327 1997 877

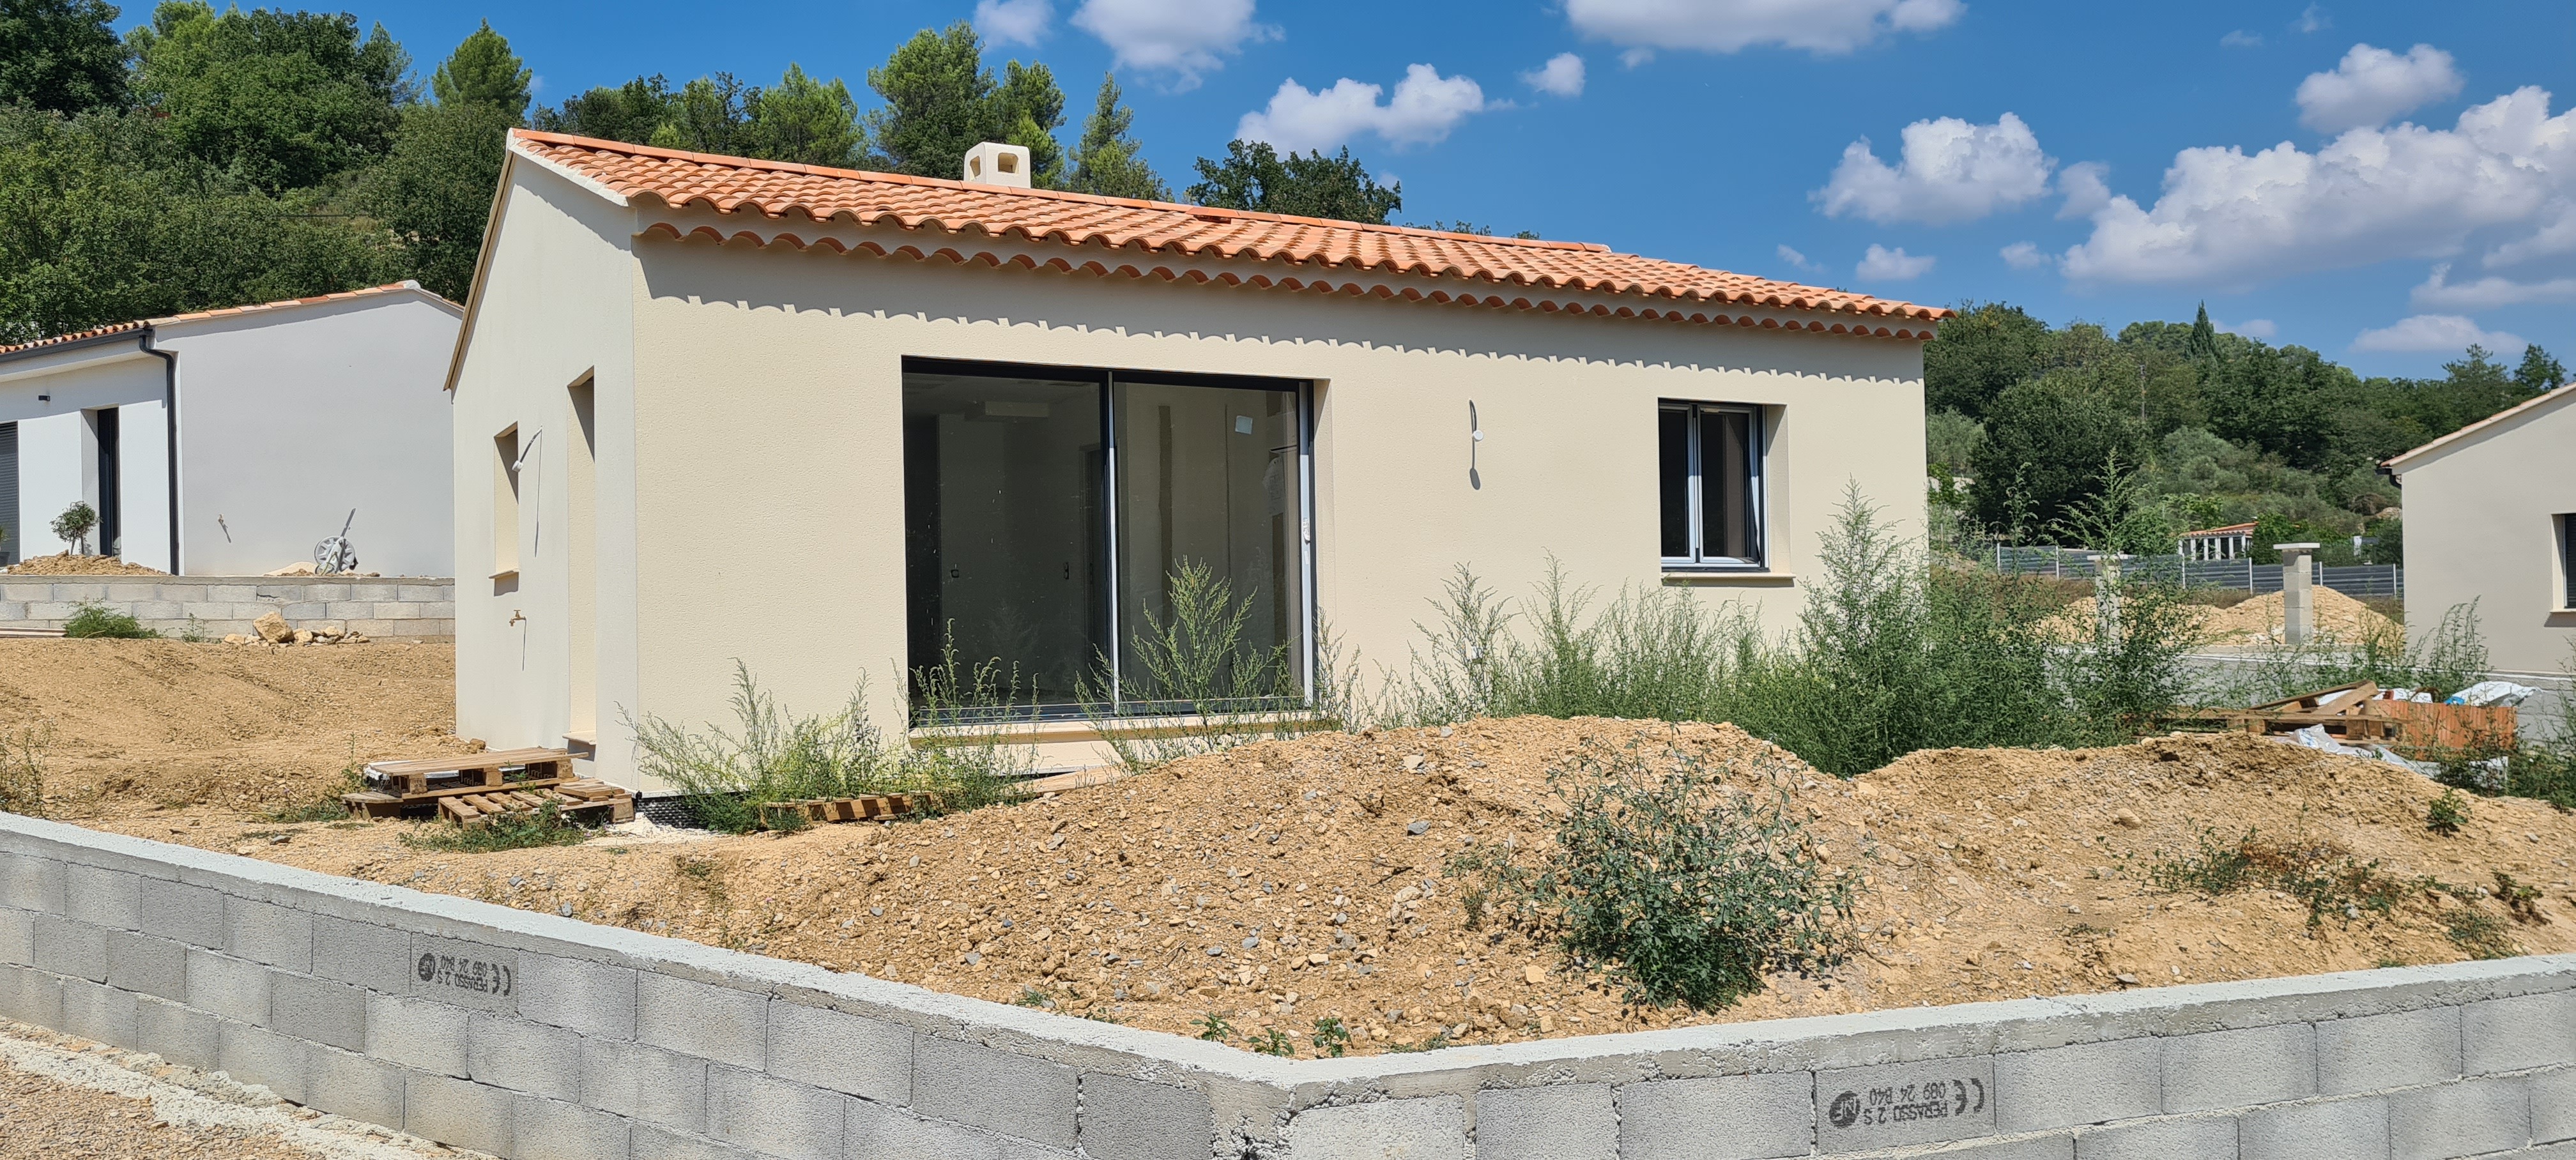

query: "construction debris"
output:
2205 680 2516 751
341 747 631 824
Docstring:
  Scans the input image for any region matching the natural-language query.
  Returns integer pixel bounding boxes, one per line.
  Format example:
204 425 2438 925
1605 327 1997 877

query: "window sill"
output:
488 569 519 582
1661 569 1795 586
911 710 1339 746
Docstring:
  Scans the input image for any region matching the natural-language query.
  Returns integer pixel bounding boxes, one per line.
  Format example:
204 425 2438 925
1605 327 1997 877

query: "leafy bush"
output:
401 802 595 853
62 602 157 639
2145 824 2412 928
1080 560 1324 769
1526 740 1852 1011
2426 790 2469 836
630 662 1025 834
50 501 96 553
0 721 49 816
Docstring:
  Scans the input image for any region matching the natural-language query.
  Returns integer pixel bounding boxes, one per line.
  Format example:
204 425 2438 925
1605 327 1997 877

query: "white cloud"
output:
2061 86 2576 289
1236 65 1488 155
2352 314 2525 355
2296 43 2463 133
1814 112 2055 225
974 0 1053 47
1071 0 1276 89
2055 161 2110 220
1857 244 1935 281
1522 52 1585 97
2296 4 2329 34
1776 243 1823 273
2221 30 2263 49
2410 263 2576 309
1565 0 1963 57
2216 318 2277 339
1999 241 2048 269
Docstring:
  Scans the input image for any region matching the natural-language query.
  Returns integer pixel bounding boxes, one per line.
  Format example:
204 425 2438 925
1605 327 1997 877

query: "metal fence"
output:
1987 545 2404 600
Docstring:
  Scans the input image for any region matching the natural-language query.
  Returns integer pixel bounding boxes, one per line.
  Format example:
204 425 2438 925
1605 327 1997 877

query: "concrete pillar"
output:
2276 543 2320 645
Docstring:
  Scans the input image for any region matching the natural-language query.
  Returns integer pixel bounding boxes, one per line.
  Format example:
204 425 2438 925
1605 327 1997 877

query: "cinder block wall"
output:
0 576 454 639
1 812 2570 1160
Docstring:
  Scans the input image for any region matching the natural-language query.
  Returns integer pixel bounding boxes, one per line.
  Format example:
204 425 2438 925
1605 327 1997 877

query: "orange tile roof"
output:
0 282 451 359
510 130 1951 338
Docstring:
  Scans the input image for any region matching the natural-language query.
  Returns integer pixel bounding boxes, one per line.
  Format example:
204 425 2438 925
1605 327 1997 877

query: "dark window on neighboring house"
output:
1658 402 1764 569
0 422 17 566
2562 514 2575 609
93 408 119 556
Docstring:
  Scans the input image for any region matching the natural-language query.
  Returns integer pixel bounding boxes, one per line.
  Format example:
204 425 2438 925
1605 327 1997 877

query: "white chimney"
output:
962 142 1032 188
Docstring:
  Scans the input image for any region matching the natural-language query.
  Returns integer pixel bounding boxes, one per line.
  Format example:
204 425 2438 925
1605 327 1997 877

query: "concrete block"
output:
2466 991 2576 1076
634 975 765 1069
407 935 520 1013
397 584 447 602
1082 1073 1215 1160
223 898 313 972
204 585 254 602
517 952 637 1040
304 584 353 602
2318 1005 2462 1094
366 993 468 1078
2161 1023 2313 1113
135 995 219 1069
2239 1094 2387 1160
1284 1097 1465 1160
23 601 78 620
1475 1083 1616 1160
0 964 61 1028
0 583 48 602
374 602 422 620
63 864 142 930
220 1021 311 1104
104 583 158 601
1904 1137 2075 1160
33 915 108 981
1616 1072 1813 1160
845 1097 1077 1160
185 949 272 1024
282 601 327 620
515 1094 634 1160
2536 1067 2576 1144
323 601 374 619
0 907 31 966
765 1001 910 1104
466 1012 582 1102
272 972 368 1051
105 930 187 1000
304 1043 407 1127
139 878 225 949
1997 1037 2160 1131
348 619 399 637
311 916 412 995
631 1124 762 1160
0 602 22 620
2073 1115 2237 1160
581 1036 709 1134
913 1035 1078 1149
2391 1076 2529 1160
57 977 138 1047
1817 1057 1994 1152
705 1066 844 1160
406 1072 515 1157
130 600 186 620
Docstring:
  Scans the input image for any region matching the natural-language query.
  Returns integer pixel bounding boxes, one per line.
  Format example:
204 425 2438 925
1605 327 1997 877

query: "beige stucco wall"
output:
2396 392 2576 675
456 170 1929 790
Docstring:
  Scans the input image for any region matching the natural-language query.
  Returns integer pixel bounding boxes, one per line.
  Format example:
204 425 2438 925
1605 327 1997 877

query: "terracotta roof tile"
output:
0 282 446 359
510 130 1951 337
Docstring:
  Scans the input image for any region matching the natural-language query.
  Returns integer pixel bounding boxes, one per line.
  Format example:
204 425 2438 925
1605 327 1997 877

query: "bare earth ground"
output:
14 641 2574 1059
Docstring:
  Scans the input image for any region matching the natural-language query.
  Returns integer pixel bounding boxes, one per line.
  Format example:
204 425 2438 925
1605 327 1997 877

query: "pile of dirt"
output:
2193 587 2399 645
1 554 165 577
97 715 2576 1058
0 639 469 817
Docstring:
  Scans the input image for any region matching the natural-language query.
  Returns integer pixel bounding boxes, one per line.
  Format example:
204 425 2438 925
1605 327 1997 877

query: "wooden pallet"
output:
2211 681 2517 751
341 748 629 821
436 779 635 828
760 791 939 827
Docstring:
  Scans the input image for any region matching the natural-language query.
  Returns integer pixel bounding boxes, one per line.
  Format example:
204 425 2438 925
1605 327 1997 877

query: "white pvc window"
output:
1658 402 1764 569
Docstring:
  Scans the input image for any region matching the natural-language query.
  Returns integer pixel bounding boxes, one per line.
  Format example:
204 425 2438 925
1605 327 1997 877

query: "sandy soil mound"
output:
0 639 468 816
2193 587 2398 645
2 554 167 576
99 715 2576 1058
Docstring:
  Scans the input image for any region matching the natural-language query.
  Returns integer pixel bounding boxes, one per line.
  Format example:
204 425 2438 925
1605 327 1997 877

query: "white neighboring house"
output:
0 283 461 576
2384 381 2576 676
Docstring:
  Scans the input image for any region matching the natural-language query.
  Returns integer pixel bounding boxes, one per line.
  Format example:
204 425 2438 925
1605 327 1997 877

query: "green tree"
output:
1922 301 2052 420
739 63 861 167
360 100 509 300
0 0 126 113
2513 342 2566 393
2185 301 2220 363
427 19 528 123
533 75 675 144
1063 73 1165 199
864 23 1065 184
991 59 1063 184
649 72 747 155
1968 379 2147 538
128 1 408 193
1186 139 1401 224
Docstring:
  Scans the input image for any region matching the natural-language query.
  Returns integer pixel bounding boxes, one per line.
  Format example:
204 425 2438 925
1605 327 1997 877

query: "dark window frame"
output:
1658 401 1766 570
2560 513 2575 610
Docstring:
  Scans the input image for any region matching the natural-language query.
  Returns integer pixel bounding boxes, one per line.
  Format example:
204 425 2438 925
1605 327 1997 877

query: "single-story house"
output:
0 283 461 576
2179 521 2256 561
2385 381 2576 675
450 129 1947 787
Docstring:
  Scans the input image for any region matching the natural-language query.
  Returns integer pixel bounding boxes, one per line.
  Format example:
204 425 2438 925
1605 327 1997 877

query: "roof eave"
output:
2382 381 2576 472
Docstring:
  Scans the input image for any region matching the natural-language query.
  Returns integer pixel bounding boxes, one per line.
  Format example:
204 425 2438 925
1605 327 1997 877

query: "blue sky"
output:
130 0 2576 378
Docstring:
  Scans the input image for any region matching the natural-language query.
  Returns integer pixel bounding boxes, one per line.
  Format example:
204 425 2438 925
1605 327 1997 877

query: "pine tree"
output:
429 20 529 123
740 63 862 168
992 59 1064 185
532 75 676 145
1186 140 1400 224
1064 73 1167 201
864 23 1065 185
2185 302 2219 363
2513 342 2566 393
649 73 749 156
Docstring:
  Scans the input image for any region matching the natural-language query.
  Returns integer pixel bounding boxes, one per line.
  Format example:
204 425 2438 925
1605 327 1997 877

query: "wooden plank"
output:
368 747 573 778
439 798 479 823
365 777 574 806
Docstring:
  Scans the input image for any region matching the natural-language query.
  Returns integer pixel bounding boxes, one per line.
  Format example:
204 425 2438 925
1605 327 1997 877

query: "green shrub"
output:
1528 740 1852 1012
2146 824 2411 928
62 602 158 639
1078 560 1332 770
2426 790 2470 836
0 721 49 817
400 802 595 853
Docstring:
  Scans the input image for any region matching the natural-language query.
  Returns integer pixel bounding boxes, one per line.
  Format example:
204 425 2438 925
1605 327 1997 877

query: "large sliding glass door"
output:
901 359 1310 719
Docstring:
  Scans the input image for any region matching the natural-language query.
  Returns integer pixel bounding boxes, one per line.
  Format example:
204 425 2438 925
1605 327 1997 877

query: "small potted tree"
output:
52 501 98 557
